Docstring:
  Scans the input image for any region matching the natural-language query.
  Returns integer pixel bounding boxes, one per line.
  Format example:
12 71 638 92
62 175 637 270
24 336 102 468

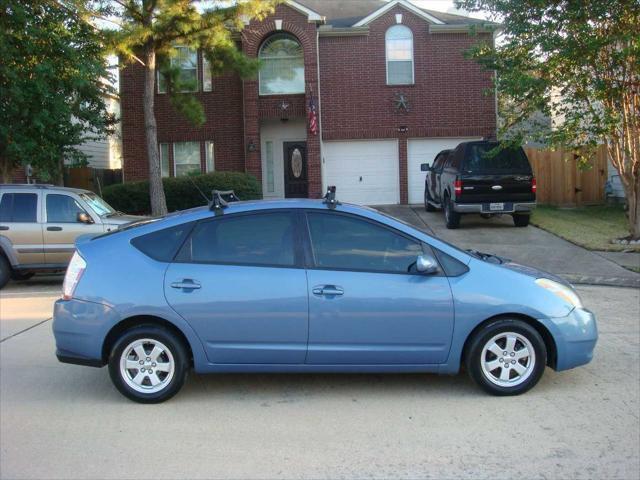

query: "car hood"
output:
501 261 571 287
103 214 147 228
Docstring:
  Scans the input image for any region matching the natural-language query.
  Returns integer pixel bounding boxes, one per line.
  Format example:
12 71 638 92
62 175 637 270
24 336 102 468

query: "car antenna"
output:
323 186 340 210
186 175 211 205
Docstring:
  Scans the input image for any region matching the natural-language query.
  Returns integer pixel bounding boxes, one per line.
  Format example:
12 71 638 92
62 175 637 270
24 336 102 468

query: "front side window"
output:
158 46 198 93
173 142 201 177
46 194 87 223
306 213 422 273
259 33 305 95
0 193 38 223
386 25 414 85
177 212 296 267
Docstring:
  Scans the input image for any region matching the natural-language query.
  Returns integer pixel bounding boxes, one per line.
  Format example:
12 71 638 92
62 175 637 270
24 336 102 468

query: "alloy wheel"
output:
119 338 175 394
480 332 536 387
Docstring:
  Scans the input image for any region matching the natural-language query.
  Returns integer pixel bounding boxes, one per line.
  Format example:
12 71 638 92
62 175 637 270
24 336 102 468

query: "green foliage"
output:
0 0 115 182
102 171 262 214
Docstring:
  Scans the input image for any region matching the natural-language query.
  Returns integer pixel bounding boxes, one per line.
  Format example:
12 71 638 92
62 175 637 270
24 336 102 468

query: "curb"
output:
560 274 640 289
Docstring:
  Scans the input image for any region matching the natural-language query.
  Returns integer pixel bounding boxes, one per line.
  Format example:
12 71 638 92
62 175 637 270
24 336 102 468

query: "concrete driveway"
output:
1 283 639 479
377 205 640 287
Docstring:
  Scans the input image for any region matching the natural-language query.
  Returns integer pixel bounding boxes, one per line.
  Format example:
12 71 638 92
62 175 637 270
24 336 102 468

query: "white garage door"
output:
323 140 399 205
407 137 482 204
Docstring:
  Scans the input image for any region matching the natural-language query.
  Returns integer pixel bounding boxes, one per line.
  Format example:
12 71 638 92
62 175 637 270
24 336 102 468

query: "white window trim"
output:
385 25 415 86
205 141 215 172
157 46 199 94
203 55 213 92
173 142 202 177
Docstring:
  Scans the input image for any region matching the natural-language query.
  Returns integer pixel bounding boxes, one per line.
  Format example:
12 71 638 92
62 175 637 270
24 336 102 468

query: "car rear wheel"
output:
465 319 546 396
0 255 11 289
513 214 530 227
108 325 188 403
424 189 436 212
444 195 461 229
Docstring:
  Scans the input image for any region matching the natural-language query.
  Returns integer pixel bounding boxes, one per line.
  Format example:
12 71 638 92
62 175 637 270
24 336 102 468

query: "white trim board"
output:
353 0 444 27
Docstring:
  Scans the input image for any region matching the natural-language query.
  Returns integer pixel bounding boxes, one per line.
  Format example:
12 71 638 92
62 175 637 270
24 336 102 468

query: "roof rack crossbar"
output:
209 189 239 215
323 186 340 210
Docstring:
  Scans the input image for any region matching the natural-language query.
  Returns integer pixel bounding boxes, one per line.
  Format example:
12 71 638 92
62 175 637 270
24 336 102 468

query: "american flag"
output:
308 91 318 136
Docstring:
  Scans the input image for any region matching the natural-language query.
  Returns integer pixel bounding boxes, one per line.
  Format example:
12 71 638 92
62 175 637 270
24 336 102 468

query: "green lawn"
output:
530 204 638 252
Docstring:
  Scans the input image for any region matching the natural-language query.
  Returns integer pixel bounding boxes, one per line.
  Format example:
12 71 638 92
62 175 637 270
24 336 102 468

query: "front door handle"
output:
171 279 201 290
0 226 8 231
312 285 344 296
47 226 63 231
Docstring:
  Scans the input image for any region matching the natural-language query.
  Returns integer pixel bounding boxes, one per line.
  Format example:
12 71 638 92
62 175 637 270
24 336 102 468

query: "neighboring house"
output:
120 0 497 205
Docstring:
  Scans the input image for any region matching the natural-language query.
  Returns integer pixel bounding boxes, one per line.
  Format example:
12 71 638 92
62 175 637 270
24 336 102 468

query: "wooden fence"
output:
64 166 122 195
524 145 608 206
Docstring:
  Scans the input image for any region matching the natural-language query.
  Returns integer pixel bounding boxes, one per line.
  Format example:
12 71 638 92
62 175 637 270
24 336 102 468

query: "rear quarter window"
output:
130 223 193 262
0 193 38 222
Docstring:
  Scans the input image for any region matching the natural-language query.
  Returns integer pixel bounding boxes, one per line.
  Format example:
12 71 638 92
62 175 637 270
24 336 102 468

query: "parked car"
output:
0 184 141 288
53 193 597 403
422 141 536 228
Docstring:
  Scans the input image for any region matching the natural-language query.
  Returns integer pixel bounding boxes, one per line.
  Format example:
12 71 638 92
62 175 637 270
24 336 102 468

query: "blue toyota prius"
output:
53 191 597 403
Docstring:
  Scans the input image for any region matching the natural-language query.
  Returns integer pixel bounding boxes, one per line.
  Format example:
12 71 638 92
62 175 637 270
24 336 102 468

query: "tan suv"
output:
0 184 141 288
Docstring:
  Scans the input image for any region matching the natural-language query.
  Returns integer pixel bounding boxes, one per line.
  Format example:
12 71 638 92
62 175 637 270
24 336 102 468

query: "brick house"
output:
120 0 497 205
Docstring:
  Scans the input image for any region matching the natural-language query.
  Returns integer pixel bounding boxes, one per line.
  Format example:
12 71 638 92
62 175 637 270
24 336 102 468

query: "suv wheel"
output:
444 195 461 229
424 190 436 212
108 325 189 403
465 319 546 396
0 255 10 289
513 214 530 227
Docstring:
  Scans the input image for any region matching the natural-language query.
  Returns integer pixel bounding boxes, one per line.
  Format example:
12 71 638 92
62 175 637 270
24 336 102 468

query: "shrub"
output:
102 171 262 214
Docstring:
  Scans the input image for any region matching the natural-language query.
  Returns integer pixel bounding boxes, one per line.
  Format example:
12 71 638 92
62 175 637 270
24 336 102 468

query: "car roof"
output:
0 184 91 194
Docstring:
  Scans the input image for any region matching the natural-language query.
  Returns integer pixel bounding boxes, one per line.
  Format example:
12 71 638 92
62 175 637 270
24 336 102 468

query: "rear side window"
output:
0 193 38 223
131 223 193 262
177 212 296 267
46 194 86 223
306 212 422 273
463 144 531 173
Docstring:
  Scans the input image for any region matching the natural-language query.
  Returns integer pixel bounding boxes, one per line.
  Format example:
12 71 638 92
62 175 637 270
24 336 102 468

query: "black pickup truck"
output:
421 141 536 229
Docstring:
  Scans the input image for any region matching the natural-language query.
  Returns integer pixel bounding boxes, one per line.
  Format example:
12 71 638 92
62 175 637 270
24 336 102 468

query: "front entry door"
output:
284 142 308 198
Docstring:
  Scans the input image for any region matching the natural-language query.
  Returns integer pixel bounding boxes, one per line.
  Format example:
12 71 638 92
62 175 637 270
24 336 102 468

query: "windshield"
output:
463 144 532 174
80 192 117 217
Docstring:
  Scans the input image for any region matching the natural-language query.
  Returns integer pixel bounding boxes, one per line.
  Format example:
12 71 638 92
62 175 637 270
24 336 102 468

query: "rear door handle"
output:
47 226 63 231
312 285 344 296
171 279 201 290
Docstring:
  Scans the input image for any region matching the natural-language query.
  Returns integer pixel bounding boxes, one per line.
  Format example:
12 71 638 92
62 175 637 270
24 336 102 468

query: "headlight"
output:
535 278 583 309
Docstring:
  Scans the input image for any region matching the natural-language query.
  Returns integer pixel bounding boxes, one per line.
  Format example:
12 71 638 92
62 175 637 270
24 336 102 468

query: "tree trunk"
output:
623 174 640 240
143 45 168 216
0 156 12 183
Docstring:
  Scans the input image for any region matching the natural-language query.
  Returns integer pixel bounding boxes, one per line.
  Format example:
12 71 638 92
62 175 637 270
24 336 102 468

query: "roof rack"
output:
209 189 239 215
322 186 340 210
0 184 55 189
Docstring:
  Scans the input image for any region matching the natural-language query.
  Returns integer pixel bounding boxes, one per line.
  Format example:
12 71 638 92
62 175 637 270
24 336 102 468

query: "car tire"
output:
513 214 530 227
108 325 189 403
465 319 547 396
424 190 436 212
444 195 461 229
0 255 11 289
11 271 34 281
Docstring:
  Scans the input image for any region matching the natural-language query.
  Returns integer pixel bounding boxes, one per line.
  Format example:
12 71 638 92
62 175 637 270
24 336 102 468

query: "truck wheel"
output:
0 255 11 289
424 190 436 212
444 196 461 229
513 214 530 227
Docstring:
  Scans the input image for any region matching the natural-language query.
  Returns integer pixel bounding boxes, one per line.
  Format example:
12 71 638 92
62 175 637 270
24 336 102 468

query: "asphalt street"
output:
1 283 638 479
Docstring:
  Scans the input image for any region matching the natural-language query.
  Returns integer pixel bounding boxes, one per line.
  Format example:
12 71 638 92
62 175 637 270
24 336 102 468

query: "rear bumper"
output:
453 202 536 214
541 307 598 371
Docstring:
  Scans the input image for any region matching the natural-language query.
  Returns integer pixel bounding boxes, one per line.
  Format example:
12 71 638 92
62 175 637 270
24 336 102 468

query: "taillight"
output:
531 177 537 193
454 179 463 196
62 252 86 300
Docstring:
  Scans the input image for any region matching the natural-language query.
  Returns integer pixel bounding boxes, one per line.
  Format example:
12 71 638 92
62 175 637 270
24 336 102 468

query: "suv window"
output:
177 212 296 267
0 193 38 223
463 143 532 173
432 153 446 171
46 194 87 223
306 212 422 273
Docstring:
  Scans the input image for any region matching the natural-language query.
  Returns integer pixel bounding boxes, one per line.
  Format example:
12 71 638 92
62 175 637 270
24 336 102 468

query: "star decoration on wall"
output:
394 93 409 112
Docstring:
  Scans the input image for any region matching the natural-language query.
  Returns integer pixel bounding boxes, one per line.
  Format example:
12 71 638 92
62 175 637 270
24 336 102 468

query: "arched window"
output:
386 25 414 85
259 33 305 95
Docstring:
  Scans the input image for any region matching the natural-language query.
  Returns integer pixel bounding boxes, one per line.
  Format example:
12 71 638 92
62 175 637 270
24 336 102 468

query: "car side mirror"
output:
416 254 439 274
77 212 94 224
420 163 431 172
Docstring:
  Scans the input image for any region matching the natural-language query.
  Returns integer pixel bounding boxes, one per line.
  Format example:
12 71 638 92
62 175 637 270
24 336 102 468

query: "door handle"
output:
47 226 63 231
171 279 201 290
0 226 8 231
312 285 344 296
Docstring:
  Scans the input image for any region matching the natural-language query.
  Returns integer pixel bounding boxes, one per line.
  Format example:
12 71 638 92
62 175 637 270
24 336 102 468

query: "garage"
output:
407 137 482 204
323 139 399 205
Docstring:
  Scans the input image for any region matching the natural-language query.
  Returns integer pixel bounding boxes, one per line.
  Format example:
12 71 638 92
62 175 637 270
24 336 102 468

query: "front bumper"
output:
454 202 536 214
52 298 121 367
541 307 598 371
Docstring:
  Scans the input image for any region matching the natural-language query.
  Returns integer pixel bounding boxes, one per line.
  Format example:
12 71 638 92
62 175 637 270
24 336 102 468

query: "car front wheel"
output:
465 319 546 396
108 325 189 403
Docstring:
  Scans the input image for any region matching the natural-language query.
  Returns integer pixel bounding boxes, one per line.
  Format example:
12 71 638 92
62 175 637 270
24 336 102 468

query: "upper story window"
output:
386 25 414 85
158 46 198 94
259 33 305 95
